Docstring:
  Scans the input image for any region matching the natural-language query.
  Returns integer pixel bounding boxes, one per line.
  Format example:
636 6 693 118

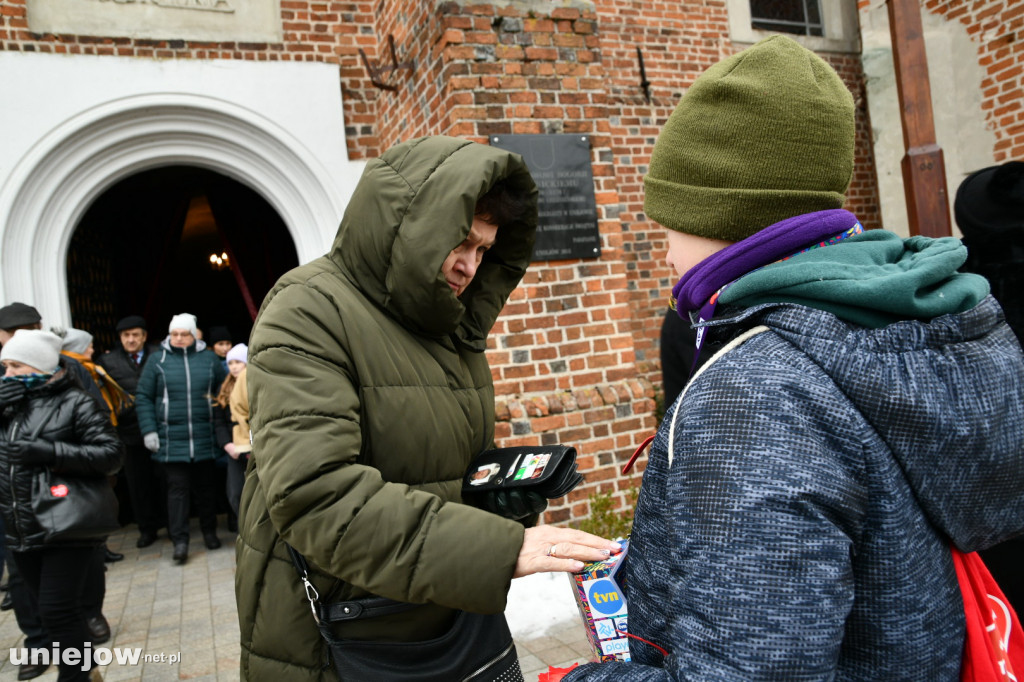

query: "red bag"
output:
953 547 1024 681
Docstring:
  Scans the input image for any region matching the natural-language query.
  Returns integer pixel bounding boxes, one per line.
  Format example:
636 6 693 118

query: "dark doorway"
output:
67 166 299 353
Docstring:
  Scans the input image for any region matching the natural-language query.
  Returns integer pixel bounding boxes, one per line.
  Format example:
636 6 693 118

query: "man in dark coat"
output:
97 315 165 549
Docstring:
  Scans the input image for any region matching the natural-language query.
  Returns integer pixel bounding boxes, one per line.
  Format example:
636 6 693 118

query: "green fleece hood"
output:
721 230 990 327
330 136 537 350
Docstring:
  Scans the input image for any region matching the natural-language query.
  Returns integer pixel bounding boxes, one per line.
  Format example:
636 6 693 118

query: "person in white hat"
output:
0 329 123 681
134 313 227 565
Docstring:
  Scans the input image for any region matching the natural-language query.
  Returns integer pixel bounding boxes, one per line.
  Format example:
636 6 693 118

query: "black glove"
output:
0 381 26 409
481 489 548 521
6 439 57 466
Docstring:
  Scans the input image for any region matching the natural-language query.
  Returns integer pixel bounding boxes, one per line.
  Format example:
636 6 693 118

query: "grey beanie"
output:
1 329 62 373
53 326 94 355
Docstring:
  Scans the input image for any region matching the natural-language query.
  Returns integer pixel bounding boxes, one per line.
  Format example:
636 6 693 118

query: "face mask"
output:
2 373 53 390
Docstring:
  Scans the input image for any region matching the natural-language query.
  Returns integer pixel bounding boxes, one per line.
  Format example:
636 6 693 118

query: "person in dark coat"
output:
96 315 166 549
204 325 233 373
564 36 1024 681
0 330 123 682
0 303 104 408
236 137 620 681
0 305 112 679
954 160 1024 615
135 313 226 565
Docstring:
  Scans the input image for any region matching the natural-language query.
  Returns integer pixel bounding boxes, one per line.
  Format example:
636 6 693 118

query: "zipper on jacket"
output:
462 640 515 682
184 346 195 461
158 364 169 463
6 416 26 547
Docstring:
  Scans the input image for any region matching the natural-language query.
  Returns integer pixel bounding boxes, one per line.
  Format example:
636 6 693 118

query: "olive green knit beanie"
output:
644 35 856 241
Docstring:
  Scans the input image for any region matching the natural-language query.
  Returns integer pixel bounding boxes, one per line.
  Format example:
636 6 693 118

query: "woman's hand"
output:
514 525 622 578
224 443 239 459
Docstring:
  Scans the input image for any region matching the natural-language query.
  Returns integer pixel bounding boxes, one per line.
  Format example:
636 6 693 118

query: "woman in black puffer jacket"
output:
0 329 123 682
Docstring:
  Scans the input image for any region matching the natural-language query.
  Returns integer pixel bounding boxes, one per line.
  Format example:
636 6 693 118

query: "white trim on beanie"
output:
168 313 198 336
0 329 63 373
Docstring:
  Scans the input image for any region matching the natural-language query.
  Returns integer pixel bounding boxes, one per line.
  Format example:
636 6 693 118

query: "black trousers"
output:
13 546 96 682
121 441 166 534
160 460 218 545
225 454 247 519
6 556 49 649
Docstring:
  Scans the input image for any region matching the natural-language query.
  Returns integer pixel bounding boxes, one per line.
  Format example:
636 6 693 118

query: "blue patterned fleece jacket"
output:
567 236 1024 681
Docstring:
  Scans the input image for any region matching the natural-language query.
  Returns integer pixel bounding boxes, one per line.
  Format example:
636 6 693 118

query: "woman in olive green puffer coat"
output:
235 137 618 681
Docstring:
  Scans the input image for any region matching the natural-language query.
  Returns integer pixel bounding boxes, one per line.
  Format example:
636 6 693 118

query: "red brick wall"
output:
422 3 659 524
592 0 881 398
921 0 1024 161
10 0 989 529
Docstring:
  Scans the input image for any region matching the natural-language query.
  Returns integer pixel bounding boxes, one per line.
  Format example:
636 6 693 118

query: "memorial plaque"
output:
27 0 282 42
490 134 601 261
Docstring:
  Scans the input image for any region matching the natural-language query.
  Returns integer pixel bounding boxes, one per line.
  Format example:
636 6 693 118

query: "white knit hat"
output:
54 326 93 355
0 329 62 373
168 313 198 336
225 343 248 365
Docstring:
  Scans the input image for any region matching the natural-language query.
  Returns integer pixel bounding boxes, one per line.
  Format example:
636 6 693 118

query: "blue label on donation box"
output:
585 579 626 618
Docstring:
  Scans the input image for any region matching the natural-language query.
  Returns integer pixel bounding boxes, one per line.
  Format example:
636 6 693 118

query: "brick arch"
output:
0 93 343 327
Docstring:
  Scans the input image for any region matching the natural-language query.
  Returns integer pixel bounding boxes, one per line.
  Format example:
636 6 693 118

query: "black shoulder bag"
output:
286 545 523 681
26 402 120 542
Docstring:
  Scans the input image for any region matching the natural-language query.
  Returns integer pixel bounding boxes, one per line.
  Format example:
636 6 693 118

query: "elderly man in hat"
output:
97 315 166 549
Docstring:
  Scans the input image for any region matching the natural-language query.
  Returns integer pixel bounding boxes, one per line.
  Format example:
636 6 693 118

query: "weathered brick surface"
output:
916 0 1024 161
3 0 1013 525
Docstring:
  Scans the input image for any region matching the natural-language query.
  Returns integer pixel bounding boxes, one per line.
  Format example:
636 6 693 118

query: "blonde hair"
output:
215 374 236 408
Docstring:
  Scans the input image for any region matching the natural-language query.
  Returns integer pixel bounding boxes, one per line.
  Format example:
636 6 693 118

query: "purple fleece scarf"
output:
670 209 862 373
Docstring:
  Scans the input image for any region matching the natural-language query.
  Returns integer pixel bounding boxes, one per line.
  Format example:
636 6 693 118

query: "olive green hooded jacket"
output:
235 136 538 680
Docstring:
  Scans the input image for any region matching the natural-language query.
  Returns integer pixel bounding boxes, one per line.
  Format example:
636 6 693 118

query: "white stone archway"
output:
0 53 363 327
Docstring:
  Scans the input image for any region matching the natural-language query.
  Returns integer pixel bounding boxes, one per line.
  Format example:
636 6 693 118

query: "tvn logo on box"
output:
584 578 626 618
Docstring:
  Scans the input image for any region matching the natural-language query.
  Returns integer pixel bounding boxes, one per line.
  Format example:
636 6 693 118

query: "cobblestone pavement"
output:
0 521 590 681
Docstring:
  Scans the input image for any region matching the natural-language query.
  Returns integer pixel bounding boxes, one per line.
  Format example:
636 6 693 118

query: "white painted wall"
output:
859 2 996 238
0 53 365 326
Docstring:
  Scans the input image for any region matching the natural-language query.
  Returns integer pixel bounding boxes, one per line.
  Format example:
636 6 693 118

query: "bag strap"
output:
669 325 769 468
285 543 419 624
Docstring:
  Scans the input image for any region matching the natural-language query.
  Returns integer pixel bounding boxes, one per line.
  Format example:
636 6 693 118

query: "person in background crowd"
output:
954 159 1024 615
236 136 619 681
52 328 122 638
0 304 104 408
135 313 226 565
54 327 127 568
205 326 232 372
97 315 166 549
212 343 249 525
561 36 1024 681
204 325 235 528
956 160 1024 345
0 319 49 679
0 305 103 680
0 330 123 682
53 327 133 429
